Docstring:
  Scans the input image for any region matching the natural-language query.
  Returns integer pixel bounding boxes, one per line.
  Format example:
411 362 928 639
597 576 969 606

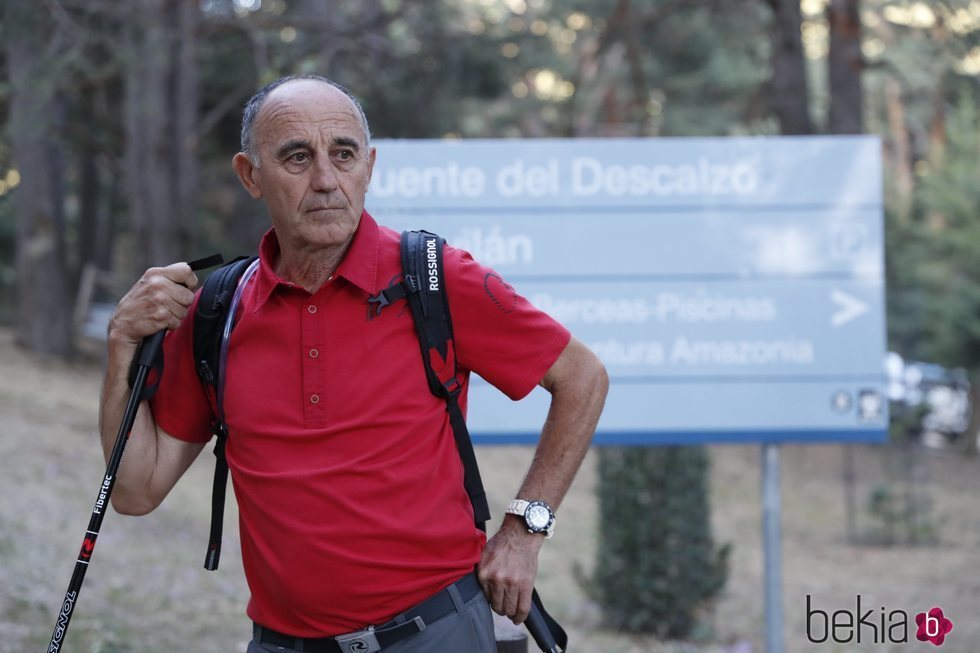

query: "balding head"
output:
240 75 371 166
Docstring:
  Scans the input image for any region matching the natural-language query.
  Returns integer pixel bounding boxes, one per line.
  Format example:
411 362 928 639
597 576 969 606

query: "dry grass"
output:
2 328 978 652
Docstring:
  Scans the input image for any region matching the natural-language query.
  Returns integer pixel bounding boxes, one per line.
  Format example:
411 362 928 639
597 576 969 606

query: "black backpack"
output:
192 230 566 652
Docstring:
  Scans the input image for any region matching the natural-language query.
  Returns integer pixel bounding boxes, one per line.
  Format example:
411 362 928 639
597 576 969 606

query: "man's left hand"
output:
477 515 545 624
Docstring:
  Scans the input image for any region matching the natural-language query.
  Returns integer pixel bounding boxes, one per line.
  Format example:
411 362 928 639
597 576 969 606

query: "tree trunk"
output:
884 76 913 221
174 0 200 255
767 0 813 134
77 86 101 277
125 0 179 276
4 2 74 357
926 69 947 167
305 0 341 74
827 0 863 134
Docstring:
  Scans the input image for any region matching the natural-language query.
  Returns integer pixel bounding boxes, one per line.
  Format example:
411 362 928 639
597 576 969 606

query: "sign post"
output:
763 443 784 653
367 136 887 651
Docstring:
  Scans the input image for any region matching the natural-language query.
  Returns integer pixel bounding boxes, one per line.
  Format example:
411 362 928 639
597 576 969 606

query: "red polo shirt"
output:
150 212 570 637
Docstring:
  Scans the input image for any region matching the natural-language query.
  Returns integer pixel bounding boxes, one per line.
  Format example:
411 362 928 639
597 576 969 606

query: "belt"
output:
254 573 482 653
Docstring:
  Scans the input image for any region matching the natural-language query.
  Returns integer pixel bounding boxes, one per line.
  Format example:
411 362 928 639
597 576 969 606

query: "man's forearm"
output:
478 338 607 622
516 340 608 510
98 332 163 515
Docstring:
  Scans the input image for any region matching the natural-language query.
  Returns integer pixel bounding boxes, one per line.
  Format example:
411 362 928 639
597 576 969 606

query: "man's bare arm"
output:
99 263 205 515
478 336 608 622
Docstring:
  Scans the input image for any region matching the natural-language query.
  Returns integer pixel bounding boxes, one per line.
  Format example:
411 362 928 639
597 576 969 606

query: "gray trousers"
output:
247 582 495 653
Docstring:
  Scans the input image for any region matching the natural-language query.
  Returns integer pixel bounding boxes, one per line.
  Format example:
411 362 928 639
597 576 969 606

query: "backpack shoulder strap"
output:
192 254 258 571
399 231 567 653
193 255 258 388
399 230 491 529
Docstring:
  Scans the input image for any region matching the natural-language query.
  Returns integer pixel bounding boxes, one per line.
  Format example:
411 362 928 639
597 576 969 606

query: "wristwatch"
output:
506 499 556 538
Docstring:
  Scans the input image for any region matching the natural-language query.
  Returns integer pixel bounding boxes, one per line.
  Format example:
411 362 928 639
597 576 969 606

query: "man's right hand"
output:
108 263 199 346
99 262 206 516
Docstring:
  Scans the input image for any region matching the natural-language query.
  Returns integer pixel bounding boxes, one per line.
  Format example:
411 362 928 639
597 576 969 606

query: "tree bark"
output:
884 76 913 221
77 85 102 277
4 2 74 357
827 0 864 134
124 0 179 275
766 0 813 134
174 0 200 255
304 0 341 75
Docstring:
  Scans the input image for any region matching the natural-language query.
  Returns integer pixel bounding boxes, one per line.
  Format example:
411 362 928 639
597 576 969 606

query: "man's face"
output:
234 80 376 254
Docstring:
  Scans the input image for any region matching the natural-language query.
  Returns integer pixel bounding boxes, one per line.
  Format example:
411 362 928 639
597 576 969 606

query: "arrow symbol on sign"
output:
831 290 868 327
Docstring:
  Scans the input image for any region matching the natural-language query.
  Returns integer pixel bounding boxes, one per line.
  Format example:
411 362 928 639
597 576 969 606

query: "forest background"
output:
3 0 979 378
1 1 979 652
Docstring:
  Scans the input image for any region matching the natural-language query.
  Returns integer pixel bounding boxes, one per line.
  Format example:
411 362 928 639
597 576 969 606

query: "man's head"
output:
233 75 376 257
240 75 372 166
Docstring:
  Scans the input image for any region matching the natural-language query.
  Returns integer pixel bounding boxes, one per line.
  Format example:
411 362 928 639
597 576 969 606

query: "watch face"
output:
526 503 552 530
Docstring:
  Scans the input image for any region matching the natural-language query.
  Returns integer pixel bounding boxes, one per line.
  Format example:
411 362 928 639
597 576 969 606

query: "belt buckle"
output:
335 626 380 653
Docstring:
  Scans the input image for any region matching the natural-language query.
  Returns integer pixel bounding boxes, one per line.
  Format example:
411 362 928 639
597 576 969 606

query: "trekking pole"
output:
526 603 562 653
46 254 223 653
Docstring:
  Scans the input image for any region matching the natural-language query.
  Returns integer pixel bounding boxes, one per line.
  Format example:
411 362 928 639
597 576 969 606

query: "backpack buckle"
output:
210 418 228 440
367 291 391 316
443 376 462 397
403 274 420 293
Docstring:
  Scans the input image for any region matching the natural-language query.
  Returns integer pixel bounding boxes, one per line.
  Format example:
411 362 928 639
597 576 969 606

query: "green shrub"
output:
589 446 730 638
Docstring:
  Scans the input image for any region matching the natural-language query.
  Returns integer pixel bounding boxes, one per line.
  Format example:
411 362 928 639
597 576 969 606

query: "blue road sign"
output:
365 137 887 445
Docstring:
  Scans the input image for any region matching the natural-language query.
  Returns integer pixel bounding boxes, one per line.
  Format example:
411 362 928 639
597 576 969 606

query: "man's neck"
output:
274 240 350 293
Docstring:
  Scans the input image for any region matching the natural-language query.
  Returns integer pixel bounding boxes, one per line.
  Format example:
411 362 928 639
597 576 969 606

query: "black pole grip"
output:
188 253 224 271
525 604 561 653
135 331 166 370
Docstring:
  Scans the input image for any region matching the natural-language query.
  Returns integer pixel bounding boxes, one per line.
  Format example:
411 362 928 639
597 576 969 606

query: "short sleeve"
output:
149 295 215 443
444 247 571 400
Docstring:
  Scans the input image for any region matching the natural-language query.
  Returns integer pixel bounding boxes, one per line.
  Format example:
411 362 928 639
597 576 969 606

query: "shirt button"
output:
309 348 319 358
310 394 320 404
307 305 317 314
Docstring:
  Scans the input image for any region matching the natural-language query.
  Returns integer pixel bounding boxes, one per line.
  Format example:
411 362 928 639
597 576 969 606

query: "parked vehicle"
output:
885 352 971 446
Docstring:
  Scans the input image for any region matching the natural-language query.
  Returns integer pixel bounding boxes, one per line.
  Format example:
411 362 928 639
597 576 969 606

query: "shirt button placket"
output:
303 302 325 426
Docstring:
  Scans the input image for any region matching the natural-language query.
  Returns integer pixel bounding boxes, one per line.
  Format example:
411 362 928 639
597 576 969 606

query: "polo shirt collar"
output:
250 210 381 310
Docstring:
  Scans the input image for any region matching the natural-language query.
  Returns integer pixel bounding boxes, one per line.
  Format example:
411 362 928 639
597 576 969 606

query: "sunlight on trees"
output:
0 170 20 197
957 46 980 74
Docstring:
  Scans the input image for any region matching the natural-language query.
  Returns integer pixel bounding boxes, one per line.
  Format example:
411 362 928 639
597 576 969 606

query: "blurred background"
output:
1 0 979 652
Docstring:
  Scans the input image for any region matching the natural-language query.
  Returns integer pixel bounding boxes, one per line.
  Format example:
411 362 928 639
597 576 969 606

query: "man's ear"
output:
233 152 263 199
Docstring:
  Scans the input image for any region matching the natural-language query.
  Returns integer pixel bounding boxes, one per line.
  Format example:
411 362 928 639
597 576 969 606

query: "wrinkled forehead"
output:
254 80 366 148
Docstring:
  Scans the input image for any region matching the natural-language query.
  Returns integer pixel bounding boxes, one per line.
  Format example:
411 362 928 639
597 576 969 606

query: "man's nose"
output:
310 157 339 191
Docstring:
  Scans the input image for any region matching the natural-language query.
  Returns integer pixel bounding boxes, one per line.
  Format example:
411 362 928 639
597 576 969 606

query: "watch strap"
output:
505 498 555 538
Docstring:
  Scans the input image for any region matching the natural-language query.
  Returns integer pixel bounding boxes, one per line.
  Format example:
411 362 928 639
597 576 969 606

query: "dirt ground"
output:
1 327 978 652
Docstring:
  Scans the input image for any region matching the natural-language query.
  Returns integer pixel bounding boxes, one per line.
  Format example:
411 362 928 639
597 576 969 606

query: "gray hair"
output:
240 74 372 166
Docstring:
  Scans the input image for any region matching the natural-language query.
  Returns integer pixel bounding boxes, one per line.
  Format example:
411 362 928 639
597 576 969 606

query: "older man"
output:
101 75 607 652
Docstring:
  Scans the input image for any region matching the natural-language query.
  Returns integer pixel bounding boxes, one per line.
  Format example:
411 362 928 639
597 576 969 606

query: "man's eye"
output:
335 150 353 161
288 152 309 163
